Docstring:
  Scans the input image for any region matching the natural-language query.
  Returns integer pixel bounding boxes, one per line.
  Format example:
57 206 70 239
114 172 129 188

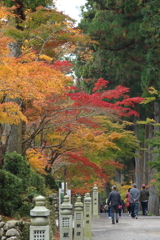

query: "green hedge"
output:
29 169 45 195
1 152 57 216
3 152 45 195
3 152 30 191
0 170 23 216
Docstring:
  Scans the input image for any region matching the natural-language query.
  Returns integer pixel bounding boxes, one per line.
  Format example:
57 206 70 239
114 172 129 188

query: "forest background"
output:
0 0 160 217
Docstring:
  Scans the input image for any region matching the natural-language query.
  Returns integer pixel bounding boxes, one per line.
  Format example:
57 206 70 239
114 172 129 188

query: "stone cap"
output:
30 196 50 217
74 196 83 208
84 193 91 202
93 184 98 191
60 195 72 210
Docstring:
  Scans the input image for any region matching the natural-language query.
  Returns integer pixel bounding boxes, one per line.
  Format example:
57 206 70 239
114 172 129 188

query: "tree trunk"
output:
148 102 160 215
145 124 159 215
0 124 6 167
5 42 23 155
6 122 22 154
115 171 124 183
134 101 160 215
134 123 142 188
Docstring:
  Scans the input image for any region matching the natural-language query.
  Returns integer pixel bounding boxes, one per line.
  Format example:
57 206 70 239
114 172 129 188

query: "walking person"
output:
121 200 125 213
118 203 122 218
125 188 131 216
130 183 140 219
107 185 122 224
100 204 104 213
106 197 112 219
139 184 150 215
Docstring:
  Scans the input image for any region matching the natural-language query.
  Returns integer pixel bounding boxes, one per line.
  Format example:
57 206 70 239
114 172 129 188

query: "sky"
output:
56 0 86 23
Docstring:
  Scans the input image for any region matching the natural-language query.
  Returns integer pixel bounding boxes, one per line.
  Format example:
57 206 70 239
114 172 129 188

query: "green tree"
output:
140 0 160 93
75 0 160 100
147 131 160 193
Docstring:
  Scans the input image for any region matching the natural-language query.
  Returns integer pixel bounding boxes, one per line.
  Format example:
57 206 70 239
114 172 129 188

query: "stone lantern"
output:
30 195 50 240
74 196 84 240
60 195 73 240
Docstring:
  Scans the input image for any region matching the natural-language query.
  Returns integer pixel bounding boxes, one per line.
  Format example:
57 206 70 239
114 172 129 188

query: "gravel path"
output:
91 213 160 240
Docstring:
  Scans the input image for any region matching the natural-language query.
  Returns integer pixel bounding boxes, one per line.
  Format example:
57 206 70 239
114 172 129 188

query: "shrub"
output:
0 170 23 216
29 169 45 195
3 152 30 191
3 152 45 195
44 173 58 190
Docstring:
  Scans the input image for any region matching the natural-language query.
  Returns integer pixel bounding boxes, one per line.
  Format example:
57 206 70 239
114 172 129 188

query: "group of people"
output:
105 183 149 224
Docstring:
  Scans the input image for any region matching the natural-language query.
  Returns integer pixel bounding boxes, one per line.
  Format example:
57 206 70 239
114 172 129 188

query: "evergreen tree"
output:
140 0 160 94
75 0 160 98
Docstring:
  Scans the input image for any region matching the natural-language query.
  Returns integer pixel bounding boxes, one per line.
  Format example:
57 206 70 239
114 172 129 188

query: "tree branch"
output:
103 40 135 51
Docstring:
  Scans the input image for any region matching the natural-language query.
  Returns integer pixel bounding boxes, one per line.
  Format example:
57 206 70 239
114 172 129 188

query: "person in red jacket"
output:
125 188 131 216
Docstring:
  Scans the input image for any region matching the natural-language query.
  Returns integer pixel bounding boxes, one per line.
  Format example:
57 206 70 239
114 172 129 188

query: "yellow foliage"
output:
108 132 123 141
39 55 52 61
141 97 156 104
137 118 156 124
148 87 158 95
26 148 48 174
0 57 72 103
86 133 94 141
0 102 27 124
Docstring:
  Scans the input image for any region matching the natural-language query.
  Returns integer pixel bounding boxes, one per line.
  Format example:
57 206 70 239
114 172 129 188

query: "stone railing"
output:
0 216 30 240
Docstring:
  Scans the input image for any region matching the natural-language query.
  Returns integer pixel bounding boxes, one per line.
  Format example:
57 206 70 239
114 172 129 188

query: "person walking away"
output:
126 188 131 216
139 184 150 215
118 203 122 218
106 198 112 219
130 183 140 219
121 200 125 213
107 185 122 224
100 204 104 213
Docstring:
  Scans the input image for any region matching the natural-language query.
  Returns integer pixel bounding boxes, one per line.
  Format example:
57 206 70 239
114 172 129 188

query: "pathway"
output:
91 213 160 240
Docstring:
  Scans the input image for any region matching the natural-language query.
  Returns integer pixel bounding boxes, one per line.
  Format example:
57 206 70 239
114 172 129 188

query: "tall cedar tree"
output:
75 0 160 114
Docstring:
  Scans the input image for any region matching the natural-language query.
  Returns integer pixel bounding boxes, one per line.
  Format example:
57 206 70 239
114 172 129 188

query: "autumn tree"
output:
0 2 92 156
22 77 143 193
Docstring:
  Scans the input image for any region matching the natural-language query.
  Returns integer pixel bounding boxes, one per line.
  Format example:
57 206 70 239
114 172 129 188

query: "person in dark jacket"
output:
107 185 122 224
139 184 150 215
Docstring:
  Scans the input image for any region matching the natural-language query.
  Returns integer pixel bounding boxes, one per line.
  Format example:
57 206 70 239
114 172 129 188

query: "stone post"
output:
84 193 92 240
92 184 99 218
60 195 73 240
59 183 71 228
74 196 83 240
30 195 50 240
